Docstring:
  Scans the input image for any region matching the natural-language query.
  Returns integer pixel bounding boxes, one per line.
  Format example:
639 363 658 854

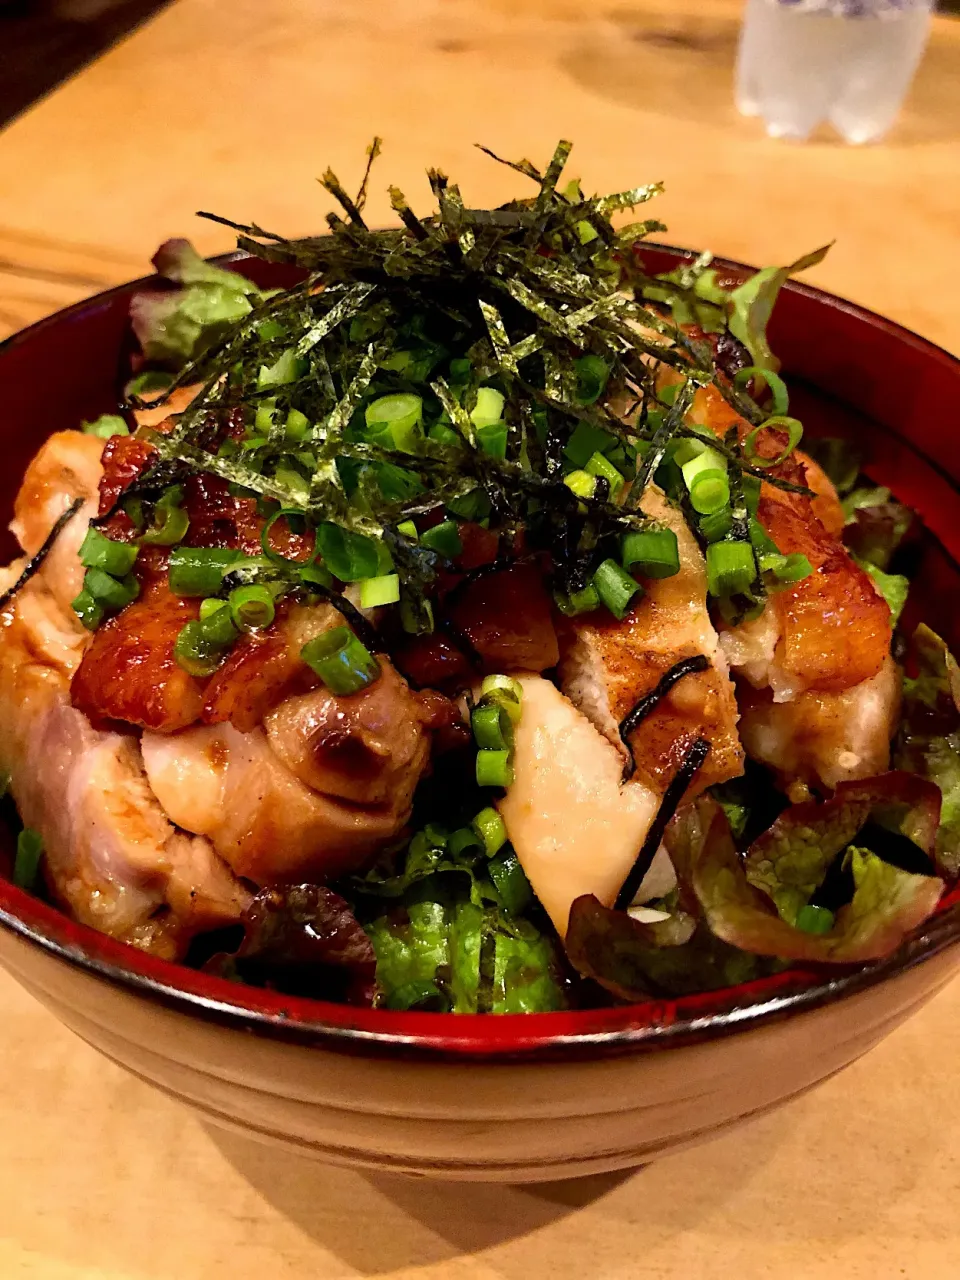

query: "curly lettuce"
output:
895 626 960 877
130 238 263 367
693 778 944 963
349 825 567 1012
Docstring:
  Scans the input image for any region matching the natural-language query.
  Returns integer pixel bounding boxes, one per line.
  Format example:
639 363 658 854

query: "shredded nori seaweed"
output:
614 737 711 910
618 655 712 780
0 497 84 613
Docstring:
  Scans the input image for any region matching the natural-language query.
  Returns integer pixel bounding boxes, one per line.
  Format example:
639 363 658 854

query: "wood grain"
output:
0 1 958 1276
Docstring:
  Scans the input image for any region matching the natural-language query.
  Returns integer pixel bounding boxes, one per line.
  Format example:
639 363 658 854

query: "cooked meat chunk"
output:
497 675 660 936
560 487 743 799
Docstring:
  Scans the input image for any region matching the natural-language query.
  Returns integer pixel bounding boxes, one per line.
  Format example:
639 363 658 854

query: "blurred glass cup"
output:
736 0 935 144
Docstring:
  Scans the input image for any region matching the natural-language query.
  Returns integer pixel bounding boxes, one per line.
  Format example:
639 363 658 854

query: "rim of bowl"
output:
0 249 958 1063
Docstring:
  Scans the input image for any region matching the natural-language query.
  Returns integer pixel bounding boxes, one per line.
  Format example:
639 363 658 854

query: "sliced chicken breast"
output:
497 675 660 936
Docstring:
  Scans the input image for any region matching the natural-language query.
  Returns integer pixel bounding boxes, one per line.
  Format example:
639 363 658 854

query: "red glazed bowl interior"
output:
1 246 959 1060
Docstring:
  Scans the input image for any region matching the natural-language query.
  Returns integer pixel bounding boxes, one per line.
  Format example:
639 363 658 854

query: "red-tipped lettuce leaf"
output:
565 893 768 1001
693 792 943 964
214 884 377 1005
895 625 960 877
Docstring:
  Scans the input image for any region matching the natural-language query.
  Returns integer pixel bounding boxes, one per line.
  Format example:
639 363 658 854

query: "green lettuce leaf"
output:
365 891 566 1013
860 560 909 624
895 625 960 877
130 238 260 367
727 244 832 371
353 824 566 1012
152 238 261 294
843 485 914 572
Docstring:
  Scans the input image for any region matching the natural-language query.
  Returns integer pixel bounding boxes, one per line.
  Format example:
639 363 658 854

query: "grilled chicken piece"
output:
737 653 901 790
141 662 449 884
447 561 560 674
686 382 898 790
72 576 205 732
497 675 661 936
690 383 891 700
559 487 743 800
0 433 249 956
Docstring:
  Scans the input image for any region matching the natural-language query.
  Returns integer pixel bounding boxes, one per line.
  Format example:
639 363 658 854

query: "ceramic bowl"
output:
0 248 958 1183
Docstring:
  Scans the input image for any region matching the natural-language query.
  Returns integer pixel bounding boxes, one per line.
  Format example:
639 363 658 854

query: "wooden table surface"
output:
1 1 959 1276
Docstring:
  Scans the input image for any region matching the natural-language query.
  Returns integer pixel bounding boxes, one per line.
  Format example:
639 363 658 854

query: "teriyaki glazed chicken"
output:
2 142 958 1013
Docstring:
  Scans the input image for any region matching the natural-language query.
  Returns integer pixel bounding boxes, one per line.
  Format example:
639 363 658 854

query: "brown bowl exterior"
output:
0 248 958 1181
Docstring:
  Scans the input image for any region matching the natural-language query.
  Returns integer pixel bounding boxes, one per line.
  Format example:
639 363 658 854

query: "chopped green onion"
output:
681 448 730 515
743 416 804 468
365 393 423 453
563 421 617 469
688 471 730 516
575 218 599 245
359 573 400 608
621 528 680 579
82 414 128 439
199 599 239 646
585 450 624 496
564 470 596 500
743 473 761 515
299 560 334 590
472 702 514 751
256 317 286 343
13 828 44 891
79 527 139 577
420 520 462 559
284 408 310 442
257 348 308 389
574 354 610 405
174 620 226 678
774 553 813 584
488 849 532 915
400 594 434 635
473 806 507 856
428 421 462 449
70 587 104 631
83 567 139 611
140 487 189 546
593 558 642 621
445 489 491 523
699 509 734 543
315 523 381 582
733 367 790 417
255 397 277 436
199 597 226 621
470 386 505 427
478 675 523 726
397 519 419 542
553 583 601 616
480 673 523 703
301 625 381 695
448 827 484 859
423 823 449 850
476 749 514 788
169 547 242 597
477 422 508 460
748 517 780 560
658 381 681 407
228 584 275 632
706 541 757 597
795 904 835 935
